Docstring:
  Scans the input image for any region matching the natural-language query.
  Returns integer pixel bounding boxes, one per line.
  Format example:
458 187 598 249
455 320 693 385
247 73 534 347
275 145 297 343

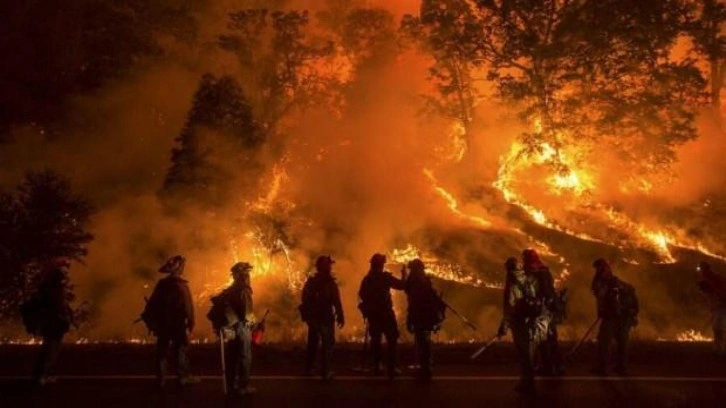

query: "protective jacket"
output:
405 274 445 331
222 280 254 324
146 275 194 335
300 273 344 325
358 271 405 318
593 276 639 322
503 268 549 342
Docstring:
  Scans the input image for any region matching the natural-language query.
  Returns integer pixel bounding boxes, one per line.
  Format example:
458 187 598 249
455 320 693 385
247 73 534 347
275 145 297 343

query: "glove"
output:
254 320 265 331
497 322 508 338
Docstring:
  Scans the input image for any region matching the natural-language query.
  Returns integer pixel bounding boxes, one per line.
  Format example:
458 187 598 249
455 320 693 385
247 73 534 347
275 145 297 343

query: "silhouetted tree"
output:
402 0 482 143
686 0 726 110
164 8 347 205
218 9 338 136
317 4 402 119
408 0 707 173
162 74 262 204
0 170 94 321
339 8 398 66
0 0 198 137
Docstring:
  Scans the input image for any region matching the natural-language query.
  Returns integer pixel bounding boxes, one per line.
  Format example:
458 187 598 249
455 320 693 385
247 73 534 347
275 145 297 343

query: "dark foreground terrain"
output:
1 341 725 407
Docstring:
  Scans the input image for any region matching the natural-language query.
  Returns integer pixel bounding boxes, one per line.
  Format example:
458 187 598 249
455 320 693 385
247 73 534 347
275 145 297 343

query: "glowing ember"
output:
675 330 713 342
554 267 571 287
0 338 42 345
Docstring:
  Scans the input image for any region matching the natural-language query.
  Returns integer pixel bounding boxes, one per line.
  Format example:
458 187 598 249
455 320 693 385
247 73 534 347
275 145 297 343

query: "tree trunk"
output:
711 57 722 111
451 58 473 141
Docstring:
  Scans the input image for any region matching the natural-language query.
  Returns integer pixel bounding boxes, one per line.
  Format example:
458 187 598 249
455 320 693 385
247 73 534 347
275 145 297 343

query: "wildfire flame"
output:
423 168 491 228
657 330 714 342
390 244 502 289
249 164 289 213
492 118 726 265
676 330 712 342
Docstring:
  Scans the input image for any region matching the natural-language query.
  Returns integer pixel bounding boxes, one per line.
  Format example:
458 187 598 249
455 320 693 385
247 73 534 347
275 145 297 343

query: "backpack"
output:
299 275 333 323
23 288 72 336
605 279 638 319
550 288 568 324
20 296 42 335
206 291 240 332
140 295 161 335
420 291 446 331
512 275 543 319
299 277 318 323
139 278 175 335
407 280 446 331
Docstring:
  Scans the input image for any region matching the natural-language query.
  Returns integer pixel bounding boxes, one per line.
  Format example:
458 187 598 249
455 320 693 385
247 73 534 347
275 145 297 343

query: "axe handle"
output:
220 329 227 395
445 303 478 331
566 317 601 359
470 334 499 360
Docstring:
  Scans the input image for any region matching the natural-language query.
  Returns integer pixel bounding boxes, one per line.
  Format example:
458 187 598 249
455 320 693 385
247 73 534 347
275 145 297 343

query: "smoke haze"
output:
1 0 724 342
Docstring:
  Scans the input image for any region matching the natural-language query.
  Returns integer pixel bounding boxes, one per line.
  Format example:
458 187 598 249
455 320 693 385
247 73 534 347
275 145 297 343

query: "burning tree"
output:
336 8 398 71
128 1 726 339
160 7 357 304
686 0 726 111
0 170 94 321
218 9 341 136
409 0 706 175
165 8 347 205
163 74 262 205
401 0 482 151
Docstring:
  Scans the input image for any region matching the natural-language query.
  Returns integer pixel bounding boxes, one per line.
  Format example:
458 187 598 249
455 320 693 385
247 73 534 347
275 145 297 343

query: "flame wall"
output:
0 0 724 342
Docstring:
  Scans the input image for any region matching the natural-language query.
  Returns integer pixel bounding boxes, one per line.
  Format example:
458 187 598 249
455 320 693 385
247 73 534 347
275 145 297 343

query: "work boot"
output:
417 368 433 381
303 366 314 377
613 365 629 377
388 366 401 379
36 376 57 386
535 366 553 377
179 375 201 386
514 379 536 394
590 366 607 376
237 386 257 396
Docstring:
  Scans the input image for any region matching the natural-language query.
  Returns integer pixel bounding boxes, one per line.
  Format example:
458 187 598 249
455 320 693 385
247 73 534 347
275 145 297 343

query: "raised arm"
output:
387 273 406 291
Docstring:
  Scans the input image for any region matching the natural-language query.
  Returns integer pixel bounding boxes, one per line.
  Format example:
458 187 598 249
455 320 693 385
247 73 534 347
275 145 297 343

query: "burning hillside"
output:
0 0 725 343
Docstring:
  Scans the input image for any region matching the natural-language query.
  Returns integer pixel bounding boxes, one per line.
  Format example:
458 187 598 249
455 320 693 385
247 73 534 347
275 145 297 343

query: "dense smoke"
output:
0 0 724 342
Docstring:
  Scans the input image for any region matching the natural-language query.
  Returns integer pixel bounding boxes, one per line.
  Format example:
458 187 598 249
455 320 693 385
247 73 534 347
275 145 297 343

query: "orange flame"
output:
423 168 491 228
390 244 502 289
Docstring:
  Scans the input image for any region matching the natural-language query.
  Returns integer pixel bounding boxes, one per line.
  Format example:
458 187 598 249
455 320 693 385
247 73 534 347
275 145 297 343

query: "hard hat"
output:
370 253 387 266
159 255 185 274
231 262 253 274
